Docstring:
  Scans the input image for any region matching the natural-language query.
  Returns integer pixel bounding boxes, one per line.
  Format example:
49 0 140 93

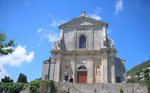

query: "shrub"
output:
144 69 149 73
146 80 150 93
120 88 123 93
0 82 27 93
66 90 69 93
137 77 142 81
94 89 97 92
127 79 136 83
29 80 41 93
40 80 51 93
136 72 140 75
144 73 150 80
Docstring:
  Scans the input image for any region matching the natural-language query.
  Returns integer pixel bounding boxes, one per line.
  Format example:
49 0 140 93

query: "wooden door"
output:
77 71 87 83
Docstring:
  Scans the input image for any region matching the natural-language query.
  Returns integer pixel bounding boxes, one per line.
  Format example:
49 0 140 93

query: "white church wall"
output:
42 63 49 80
42 12 126 84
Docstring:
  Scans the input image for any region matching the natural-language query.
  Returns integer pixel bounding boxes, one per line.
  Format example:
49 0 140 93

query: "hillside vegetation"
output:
127 60 150 76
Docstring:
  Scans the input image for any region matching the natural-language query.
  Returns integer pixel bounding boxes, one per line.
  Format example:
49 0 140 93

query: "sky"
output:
0 0 150 82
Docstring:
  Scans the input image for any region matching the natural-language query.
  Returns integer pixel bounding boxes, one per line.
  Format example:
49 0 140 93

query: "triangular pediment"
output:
59 16 108 28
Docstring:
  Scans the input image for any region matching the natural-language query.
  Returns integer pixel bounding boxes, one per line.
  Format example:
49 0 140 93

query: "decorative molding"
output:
88 57 94 62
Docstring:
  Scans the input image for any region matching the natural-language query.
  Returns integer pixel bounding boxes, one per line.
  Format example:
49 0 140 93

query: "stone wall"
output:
55 82 148 93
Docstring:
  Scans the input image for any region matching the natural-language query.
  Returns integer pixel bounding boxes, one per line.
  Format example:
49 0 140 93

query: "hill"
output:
127 60 150 76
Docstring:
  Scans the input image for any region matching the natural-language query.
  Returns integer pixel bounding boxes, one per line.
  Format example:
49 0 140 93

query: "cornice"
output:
50 48 116 56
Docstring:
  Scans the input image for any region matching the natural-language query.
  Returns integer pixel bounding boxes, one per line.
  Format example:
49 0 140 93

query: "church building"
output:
42 12 126 83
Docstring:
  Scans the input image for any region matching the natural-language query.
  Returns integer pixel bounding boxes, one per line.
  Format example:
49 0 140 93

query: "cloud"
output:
0 45 34 80
43 31 59 42
37 28 59 42
89 7 102 20
0 45 34 66
0 65 9 80
115 0 123 15
37 15 67 43
90 14 101 20
25 1 31 6
37 28 44 33
50 20 67 27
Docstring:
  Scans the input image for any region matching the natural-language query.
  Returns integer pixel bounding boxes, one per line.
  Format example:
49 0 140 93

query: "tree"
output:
144 69 149 73
1 76 13 83
0 30 16 56
17 73 27 83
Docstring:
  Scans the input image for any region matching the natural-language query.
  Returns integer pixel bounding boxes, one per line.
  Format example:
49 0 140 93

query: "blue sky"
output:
0 0 150 82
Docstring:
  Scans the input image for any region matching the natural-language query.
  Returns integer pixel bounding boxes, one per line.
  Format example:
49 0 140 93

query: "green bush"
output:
0 82 27 93
40 80 51 93
144 73 150 80
127 79 136 83
120 88 123 93
136 72 140 75
144 69 149 73
146 80 150 93
44 80 51 90
94 89 97 92
66 90 69 93
29 80 41 93
0 80 56 93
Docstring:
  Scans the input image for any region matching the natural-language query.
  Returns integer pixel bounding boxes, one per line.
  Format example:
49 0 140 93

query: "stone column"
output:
71 54 76 83
103 49 108 83
88 57 94 83
54 53 62 82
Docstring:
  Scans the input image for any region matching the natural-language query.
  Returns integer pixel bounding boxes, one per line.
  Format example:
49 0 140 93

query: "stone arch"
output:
77 66 87 70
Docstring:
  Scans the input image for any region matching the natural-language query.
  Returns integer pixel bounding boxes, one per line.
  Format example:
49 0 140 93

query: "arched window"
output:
79 35 86 48
78 66 87 70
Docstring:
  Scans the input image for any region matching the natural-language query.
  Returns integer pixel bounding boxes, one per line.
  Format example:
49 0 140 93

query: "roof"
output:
43 58 51 64
59 12 108 29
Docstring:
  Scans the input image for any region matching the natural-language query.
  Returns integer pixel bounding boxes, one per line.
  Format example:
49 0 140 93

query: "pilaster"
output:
71 54 76 83
110 49 116 83
111 56 116 83
88 56 94 83
54 53 62 82
102 49 108 83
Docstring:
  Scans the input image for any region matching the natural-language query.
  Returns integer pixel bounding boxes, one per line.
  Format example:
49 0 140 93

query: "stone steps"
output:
55 82 148 93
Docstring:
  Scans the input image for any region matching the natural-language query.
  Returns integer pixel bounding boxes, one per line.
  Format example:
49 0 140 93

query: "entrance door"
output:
77 71 87 83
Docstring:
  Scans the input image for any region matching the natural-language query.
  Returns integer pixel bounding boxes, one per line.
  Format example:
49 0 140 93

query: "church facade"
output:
42 12 126 83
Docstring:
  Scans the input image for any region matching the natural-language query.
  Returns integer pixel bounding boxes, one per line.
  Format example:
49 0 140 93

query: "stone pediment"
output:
59 12 108 28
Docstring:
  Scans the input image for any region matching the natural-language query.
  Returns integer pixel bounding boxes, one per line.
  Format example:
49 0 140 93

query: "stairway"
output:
55 82 148 93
